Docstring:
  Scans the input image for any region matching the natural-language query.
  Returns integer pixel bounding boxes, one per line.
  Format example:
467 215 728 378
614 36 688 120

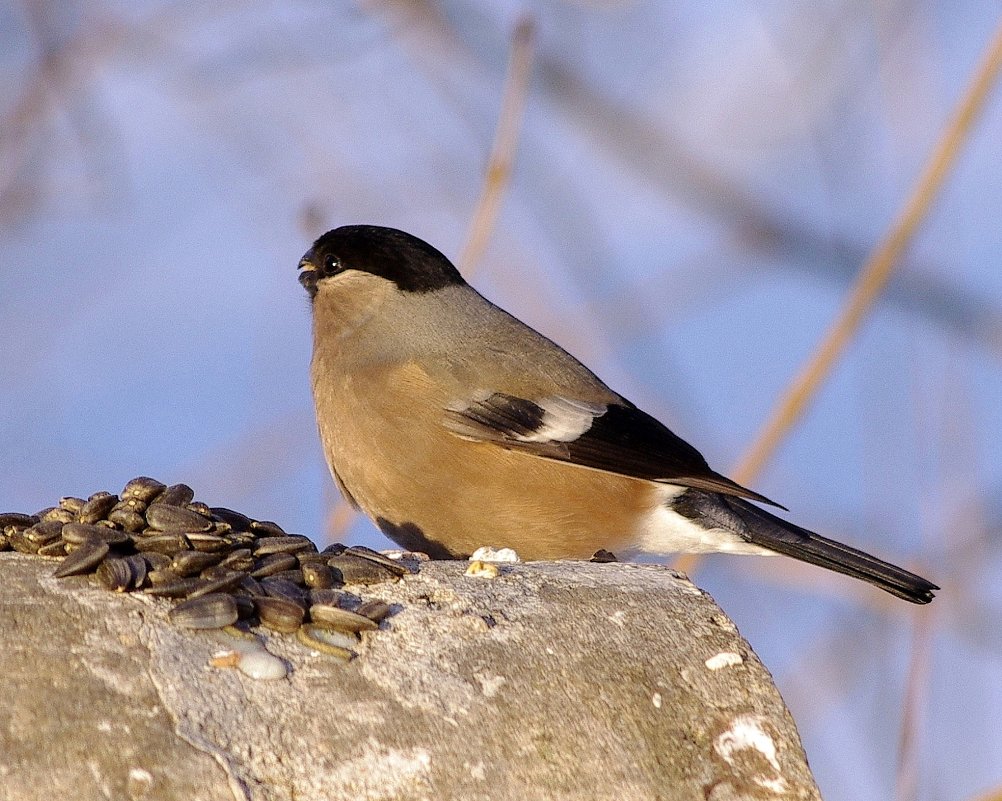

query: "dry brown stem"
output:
674 20 1002 577
458 16 535 276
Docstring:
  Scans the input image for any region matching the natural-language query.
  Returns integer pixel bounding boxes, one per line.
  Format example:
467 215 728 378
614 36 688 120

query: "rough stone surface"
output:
0 553 821 800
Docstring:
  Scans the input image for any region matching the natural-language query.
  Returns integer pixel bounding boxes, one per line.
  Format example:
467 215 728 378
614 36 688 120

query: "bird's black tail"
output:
680 491 938 604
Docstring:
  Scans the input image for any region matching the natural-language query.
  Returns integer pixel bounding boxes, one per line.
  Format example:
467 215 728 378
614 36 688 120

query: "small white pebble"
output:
469 546 520 563
465 560 499 578
211 631 288 680
652 692 663 709
237 648 288 680
705 651 744 670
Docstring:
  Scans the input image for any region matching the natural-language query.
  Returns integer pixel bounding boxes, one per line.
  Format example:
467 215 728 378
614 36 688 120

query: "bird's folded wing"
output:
443 392 783 508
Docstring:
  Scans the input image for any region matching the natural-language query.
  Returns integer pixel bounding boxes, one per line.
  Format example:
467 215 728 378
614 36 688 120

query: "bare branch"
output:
675 21 1002 578
458 16 535 276
733 20 1002 486
894 611 935 801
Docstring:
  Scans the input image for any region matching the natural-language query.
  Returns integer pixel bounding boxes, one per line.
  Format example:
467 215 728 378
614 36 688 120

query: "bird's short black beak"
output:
298 254 319 299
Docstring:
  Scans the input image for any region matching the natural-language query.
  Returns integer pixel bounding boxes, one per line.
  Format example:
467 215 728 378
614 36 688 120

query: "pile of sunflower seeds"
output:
0 477 408 661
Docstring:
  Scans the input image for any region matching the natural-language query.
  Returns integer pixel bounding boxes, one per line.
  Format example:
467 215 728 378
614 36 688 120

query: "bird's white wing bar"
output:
443 393 604 444
514 396 607 443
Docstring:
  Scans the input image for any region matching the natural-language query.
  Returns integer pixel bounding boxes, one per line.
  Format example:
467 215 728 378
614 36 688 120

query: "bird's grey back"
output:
348 281 618 403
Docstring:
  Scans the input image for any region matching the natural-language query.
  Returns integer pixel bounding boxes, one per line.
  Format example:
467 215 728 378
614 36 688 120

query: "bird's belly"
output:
339 436 660 560
317 384 653 560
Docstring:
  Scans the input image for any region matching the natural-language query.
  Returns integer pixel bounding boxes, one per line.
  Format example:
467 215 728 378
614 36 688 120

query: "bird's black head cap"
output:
299 225 466 298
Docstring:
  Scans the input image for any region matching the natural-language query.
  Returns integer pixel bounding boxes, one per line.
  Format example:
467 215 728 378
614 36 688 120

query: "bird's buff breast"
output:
311 358 657 560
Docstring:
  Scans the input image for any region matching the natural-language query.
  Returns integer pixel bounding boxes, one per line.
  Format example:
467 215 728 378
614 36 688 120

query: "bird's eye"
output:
323 254 341 275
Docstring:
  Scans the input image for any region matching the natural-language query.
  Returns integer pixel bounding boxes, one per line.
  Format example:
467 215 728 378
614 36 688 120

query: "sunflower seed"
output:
209 507 252 532
117 495 148 512
37 540 68 558
171 550 223 577
150 483 195 507
142 552 172 571
125 554 148 588
53 541 110 578
186 532 230 553
97 558 136 592
145 504 211 533
239 574 266 596
61 522 129 546
144 577 209 598
41 507 76 525
309 588 356 608
254 596 305 633
186 571 245 599
309 604 378 632
253 535 315 556
122 476 166 503
296 625 356 660
249 552 298 578
232 594 256 619
343 545 409 576
6 484 405 665
169 594 238 629
147 567 182 585
0 512 39 532
302 563 339 589
249 519 287 537
200 564 234 581
108 506 146 532
261 577 309 606
9 530 40 553
267 569 305 585
295 551 329 566
78 493 119 524
356 600 393 623
59 497 86 514
225 530 257 548
218 548 254 572
24 520 64 546
133 533 190 555
186 501 212 518
328 554 401 585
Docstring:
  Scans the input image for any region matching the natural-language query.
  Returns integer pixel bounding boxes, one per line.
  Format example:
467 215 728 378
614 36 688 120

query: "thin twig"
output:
674 20 1002 577
457 15 535 275
894 607 935 801
324 496 359 547
967 786 1002 801
733 20 1002 486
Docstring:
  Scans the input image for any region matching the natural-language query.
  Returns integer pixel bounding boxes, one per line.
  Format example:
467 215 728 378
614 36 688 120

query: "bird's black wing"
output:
443 392 783 508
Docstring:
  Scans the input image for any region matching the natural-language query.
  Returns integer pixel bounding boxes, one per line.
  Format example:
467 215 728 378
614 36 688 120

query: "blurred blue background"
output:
2 2 1001 799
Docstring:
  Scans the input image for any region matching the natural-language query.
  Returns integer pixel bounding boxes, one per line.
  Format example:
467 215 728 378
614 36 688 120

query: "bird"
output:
298 224 937 604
